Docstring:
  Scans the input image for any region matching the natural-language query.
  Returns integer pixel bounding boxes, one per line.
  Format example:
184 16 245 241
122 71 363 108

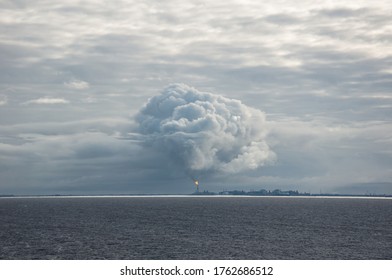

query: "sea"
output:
0 196 391 260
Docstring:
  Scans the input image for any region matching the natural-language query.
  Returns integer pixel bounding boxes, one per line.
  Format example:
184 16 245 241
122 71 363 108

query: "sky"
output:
0 0 391 195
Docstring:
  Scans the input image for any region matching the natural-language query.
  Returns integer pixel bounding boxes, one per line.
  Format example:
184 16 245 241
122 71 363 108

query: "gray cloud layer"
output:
0 0 391 194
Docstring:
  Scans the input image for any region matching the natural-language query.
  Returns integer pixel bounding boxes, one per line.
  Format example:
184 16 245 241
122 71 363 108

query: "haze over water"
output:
1 196 391 259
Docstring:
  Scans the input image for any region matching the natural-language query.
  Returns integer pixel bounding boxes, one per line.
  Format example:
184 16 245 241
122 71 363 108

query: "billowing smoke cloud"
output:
136 84 275 175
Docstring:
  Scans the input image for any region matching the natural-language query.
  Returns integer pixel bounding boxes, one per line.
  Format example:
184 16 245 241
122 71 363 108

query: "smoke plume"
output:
136 84 274 175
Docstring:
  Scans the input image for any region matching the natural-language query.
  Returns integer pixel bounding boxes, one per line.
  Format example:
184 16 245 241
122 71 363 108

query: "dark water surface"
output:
0 196 391 259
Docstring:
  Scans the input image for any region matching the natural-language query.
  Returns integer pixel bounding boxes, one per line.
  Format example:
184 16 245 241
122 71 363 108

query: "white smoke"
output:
136 84 275 175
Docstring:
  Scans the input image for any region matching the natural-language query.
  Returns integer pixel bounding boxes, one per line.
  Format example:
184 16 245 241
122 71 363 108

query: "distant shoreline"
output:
1 194 391 199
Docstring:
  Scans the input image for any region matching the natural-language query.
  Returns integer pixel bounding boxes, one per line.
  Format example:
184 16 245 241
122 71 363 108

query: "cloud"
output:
265 118 392 191
23 97 70 105
316 7 369 18
136 84 275 177
64 80 90 90
0 131 138 192
0 95 7 106
0 1 391 194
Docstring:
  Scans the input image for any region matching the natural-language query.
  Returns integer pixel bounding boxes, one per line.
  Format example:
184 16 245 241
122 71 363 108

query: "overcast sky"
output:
1 0 391 195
